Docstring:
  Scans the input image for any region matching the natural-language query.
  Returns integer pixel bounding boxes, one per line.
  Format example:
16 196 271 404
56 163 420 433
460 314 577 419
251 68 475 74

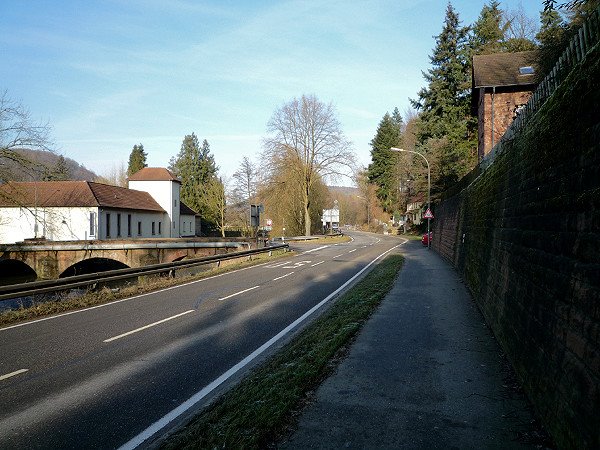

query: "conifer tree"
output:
127 144 147 177
367 111 403 213
169 133 219 231
471 1 506 54
411 2 477 193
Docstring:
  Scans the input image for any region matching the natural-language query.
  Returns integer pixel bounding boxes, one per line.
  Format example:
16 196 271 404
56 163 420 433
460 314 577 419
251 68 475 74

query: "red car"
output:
422 232 432 246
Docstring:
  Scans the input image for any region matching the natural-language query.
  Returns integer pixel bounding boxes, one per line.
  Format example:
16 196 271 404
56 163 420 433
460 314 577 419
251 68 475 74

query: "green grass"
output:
161 253 404 449
0 249 293 327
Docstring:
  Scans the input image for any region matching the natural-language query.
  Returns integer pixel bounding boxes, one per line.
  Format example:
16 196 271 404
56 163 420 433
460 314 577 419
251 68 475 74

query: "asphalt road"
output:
0 231 405 449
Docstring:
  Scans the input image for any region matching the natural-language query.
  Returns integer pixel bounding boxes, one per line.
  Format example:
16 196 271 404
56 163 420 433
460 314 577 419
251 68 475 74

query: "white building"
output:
0 168 198 244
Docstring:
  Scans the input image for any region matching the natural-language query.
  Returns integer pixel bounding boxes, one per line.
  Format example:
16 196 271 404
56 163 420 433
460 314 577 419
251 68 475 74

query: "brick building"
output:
472 51 539 160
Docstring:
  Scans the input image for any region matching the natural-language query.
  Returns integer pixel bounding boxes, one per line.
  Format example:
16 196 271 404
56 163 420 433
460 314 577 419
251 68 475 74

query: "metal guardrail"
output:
0 243 288 301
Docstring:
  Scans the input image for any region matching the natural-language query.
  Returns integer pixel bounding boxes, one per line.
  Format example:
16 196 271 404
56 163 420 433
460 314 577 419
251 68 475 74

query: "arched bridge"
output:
0 238 251 281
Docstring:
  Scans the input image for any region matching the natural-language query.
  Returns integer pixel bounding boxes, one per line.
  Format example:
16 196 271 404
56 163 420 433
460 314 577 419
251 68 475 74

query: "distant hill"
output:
328 185 359 197
0 149 98 182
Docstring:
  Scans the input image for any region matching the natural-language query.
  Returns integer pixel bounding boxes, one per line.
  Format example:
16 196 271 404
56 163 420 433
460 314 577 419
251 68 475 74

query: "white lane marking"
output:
302 245 329 254
311 261 325 267
0 369 29 382
273 272 294 281
282 260 311 269
0 259 276 333
265 261 289 268
348 249 356 253
333 254 344 258
103 310 194 343
361 246 367 248
218 285 260 302
118 240 406 450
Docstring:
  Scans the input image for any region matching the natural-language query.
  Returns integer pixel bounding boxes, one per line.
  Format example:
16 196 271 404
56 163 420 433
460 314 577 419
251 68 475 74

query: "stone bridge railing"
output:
0 239 252 280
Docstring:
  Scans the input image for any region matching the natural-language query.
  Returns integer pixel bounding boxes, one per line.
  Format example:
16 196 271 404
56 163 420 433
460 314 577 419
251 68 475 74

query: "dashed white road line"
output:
333 254 344 258
103 310 194 343
0 369 29 382
302 245 330 254
311 261 325 267
348 249 356 253
273 272 294 281
218 285 260 302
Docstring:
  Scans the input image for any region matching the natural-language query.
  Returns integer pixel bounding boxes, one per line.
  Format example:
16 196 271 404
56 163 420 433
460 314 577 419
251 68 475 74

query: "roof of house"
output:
472 50 539 88
179 201 198 216
0 181 165 212
127 167 180 183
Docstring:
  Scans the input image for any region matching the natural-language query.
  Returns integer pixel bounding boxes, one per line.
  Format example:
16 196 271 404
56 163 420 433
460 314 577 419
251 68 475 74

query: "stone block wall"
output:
432 44 600 448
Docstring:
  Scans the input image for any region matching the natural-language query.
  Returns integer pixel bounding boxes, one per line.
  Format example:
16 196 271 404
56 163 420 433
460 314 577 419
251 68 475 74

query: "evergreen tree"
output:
127 144 147 177
367 112 403 213
169 133 219 231
471 1 505 54
43 155 71 180
411 2 477 193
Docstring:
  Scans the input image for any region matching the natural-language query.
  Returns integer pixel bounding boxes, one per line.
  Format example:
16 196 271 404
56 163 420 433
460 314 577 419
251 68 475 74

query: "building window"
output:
158 222 162 235
89 212 96 237
106 213 111 237
117 214 121 237
152 222 156 235
137 221 142 236
127 214 132 236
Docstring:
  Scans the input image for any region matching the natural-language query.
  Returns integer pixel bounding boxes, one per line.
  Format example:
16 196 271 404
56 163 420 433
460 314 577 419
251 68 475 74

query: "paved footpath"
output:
281 240 538 449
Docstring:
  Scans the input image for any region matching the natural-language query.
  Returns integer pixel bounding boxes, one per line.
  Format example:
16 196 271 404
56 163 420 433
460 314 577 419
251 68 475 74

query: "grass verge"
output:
289 235 351 245
161 253 404 449
0 249 293 327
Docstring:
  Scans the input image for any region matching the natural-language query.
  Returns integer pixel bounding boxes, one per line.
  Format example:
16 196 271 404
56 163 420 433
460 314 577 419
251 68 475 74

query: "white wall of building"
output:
128 180 180 237
0 206 171 244
0 206 98 243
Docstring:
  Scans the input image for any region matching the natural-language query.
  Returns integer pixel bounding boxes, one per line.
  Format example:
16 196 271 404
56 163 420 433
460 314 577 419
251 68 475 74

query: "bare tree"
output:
503 5 539 51
96 161 128 187
1 91 53 182
263 94 355 235
232 156 258 204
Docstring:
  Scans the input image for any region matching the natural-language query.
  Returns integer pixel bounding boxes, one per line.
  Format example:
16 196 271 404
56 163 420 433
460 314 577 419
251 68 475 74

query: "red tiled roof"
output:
472 51 539 88
0 181 165 212
128 167 180 182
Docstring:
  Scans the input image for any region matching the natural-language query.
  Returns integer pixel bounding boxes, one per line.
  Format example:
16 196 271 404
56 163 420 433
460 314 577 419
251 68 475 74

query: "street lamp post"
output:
390 147 431 249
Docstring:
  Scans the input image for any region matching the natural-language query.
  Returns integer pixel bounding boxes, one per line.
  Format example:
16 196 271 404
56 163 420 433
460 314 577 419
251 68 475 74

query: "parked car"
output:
422 232 432 246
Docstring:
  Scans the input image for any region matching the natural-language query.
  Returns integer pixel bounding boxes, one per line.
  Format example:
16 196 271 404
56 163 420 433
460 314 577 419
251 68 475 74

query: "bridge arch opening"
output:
0 260 37 285
60 258 130 278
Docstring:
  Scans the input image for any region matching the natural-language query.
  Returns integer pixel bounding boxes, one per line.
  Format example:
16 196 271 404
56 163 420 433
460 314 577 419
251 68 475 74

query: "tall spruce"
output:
411 2 476 193
471 1 506 54
367 111 403 213
127 144 147 177
169 133 219 230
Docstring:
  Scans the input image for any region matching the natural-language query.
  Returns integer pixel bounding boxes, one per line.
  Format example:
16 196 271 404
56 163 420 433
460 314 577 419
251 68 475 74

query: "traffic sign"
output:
423 208 434 219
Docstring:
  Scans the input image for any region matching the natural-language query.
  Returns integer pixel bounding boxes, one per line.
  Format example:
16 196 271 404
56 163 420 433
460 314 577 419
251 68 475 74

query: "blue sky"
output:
1 1 544 183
